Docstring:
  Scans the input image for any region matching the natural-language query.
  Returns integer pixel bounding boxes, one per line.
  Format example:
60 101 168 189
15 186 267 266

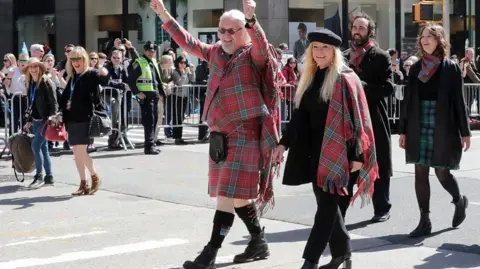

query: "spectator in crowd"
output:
3 52 28 135
194 59 210 141
460 48 480 117
170 55 195 145
22 58 58 187
155 54 175 145
30 44 45 60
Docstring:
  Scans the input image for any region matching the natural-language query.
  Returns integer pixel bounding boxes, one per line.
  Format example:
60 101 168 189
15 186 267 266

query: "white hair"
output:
219 9 246 26
30 44 43 52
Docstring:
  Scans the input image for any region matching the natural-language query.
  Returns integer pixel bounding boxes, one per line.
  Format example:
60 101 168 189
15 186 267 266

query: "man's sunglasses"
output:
218 28 242 35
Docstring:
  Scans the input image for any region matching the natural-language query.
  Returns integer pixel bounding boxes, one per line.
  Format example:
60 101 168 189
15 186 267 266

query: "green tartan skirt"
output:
412 100 458 170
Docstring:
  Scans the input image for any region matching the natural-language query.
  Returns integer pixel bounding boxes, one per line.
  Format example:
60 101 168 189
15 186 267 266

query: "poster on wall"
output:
199 32 218 45
289 22 317 60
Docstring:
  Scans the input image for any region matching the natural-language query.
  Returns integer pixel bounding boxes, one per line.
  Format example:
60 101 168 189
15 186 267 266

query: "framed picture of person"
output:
288 22 316 60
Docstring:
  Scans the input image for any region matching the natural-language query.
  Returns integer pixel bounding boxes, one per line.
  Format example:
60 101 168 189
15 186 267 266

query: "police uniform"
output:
127 41 164 154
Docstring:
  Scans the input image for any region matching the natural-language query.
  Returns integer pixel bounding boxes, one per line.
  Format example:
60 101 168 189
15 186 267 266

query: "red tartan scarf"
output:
254 44 282 217
317 68 378 206
349 40 376 69
418 53 441 83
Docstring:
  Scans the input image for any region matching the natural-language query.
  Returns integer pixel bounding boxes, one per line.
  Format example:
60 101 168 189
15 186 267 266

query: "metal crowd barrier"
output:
464 83 480 116
0 93 9 158
100 86 135 150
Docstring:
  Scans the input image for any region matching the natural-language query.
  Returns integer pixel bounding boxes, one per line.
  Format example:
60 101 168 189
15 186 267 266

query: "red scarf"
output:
254 44 282 217
418 53 441 83
349 40 376 70
317 68 378 206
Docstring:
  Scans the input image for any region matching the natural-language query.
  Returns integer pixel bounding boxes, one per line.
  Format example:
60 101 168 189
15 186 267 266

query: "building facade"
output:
0 0 477 62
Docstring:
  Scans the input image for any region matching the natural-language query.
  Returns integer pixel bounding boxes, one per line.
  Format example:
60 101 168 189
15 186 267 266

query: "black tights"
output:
414 165 461 213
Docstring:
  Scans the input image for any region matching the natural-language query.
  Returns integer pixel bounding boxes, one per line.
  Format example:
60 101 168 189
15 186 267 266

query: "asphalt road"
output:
0 134 479 268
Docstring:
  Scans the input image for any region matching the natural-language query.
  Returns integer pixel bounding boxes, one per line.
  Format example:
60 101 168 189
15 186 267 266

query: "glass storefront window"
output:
16 14 56 53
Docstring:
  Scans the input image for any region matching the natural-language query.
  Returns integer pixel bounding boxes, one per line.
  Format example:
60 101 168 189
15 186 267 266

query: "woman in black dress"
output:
59 46 108 196
398 23 471 238
273 29 378 269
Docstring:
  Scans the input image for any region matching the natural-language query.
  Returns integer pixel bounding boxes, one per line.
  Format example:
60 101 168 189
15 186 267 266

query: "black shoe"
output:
175 139 188 145
371 212 391 223
144 147 160 155
183 244 218 269
300 260 318 269
155 140 165 146
233 227 270 263
29 174 44 188
318 254 352 269
44 175 55 186
409 212 432 238
452 195 468 228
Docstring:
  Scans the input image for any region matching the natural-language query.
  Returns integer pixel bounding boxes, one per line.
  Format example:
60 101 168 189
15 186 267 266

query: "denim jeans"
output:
30 120 52 176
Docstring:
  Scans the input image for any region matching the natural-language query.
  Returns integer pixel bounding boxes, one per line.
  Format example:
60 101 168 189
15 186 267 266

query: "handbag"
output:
41 120 67 142
88 91 112 138
209 131 228 163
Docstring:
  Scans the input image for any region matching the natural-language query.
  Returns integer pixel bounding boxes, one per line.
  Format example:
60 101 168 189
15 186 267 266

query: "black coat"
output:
343 46 394 178
27 75 58 121
398 58 471 168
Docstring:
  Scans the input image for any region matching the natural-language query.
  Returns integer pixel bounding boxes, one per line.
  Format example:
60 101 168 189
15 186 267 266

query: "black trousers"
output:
171 95 188 139
303 181 351 263
140 92 159 149
338 172 391 217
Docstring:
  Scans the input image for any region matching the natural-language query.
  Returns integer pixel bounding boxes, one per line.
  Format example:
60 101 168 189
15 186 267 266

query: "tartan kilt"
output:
208 133 261 200
413 100 456 169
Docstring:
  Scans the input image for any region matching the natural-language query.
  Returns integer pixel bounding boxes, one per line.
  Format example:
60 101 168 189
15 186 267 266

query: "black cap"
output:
143 41 158 51
307 28 342 47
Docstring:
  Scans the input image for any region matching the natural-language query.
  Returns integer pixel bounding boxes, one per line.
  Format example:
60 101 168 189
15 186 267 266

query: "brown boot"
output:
89 174 101 195
72 180 90 196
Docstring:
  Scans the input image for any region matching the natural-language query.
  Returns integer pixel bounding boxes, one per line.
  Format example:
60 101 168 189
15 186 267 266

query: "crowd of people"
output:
0 0 477 268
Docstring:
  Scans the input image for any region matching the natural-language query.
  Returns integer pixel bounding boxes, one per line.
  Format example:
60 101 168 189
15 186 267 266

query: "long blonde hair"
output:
66 46 90 81
295 45 346 107
2 53 18 70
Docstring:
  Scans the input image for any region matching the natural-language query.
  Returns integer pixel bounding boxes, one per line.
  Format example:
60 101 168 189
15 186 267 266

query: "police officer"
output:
127 41 164 155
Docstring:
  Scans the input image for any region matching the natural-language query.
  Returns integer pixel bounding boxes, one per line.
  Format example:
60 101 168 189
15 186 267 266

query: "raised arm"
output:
151 0 211 62
243 0 270 69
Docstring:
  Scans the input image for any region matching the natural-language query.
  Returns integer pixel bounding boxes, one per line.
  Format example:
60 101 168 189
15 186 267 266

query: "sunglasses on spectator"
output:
70 57 83 62
218 28 242 35
179 61 187 64
90 58 98 60
3 59 8 62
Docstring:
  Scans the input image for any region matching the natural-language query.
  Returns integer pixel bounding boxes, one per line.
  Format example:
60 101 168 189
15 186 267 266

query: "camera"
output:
121 38 127 44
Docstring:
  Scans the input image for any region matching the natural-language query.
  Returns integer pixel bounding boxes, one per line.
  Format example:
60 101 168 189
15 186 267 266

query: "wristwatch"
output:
245 14 256 24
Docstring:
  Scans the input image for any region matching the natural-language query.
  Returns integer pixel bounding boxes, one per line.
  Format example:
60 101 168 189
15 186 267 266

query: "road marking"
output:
2 231 108 247
0 239 189 269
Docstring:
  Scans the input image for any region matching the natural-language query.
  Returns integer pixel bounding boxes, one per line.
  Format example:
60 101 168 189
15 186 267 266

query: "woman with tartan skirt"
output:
151 1 282 269
398 24 471 238
273 29 378 269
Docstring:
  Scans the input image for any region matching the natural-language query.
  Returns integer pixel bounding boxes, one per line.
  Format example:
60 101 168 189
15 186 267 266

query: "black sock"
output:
208 210 235 248
235 203 262 235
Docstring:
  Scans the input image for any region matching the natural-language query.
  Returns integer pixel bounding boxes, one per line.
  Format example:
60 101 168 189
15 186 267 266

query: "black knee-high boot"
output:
233 203 270 263
435 169 469 228
183 210 235 269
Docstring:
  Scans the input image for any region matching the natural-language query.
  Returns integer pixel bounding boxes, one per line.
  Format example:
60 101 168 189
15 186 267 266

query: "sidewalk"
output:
0 182 478 269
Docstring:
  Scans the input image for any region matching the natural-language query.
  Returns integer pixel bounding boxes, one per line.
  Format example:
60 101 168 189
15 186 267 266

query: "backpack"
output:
8 132 35 182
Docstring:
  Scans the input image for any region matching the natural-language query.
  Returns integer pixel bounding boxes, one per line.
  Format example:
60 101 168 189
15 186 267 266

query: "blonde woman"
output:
154 54 174 144
21 58 58 187
59 47 108 195
89 52 101 69
3 53 27 135
273 29 377 269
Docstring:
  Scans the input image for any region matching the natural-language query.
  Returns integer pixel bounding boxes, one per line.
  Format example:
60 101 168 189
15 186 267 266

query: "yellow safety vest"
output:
135 57 161 92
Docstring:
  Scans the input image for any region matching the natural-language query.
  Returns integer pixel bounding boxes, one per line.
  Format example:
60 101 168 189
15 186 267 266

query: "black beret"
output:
307 28 342 47
143 41 158 51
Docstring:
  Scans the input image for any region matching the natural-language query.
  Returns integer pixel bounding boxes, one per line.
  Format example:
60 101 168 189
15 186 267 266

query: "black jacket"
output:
398 58 470 168
59 70 108 123
343 45 394 178
27 75 58 122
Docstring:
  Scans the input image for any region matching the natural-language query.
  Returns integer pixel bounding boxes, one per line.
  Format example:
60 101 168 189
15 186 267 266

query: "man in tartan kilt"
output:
150 1 281 269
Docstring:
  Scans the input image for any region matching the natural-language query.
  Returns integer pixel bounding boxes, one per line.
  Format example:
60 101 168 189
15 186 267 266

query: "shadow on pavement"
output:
346 220 373 231
369 227 456 247
0 184 35 194
91 152 145 159
230 228 311 245
0 195 72 210
414 246 480 268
